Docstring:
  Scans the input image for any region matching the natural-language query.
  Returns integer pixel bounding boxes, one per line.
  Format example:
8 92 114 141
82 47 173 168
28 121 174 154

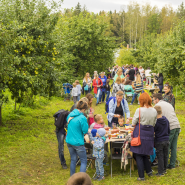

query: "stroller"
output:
62 83 73 101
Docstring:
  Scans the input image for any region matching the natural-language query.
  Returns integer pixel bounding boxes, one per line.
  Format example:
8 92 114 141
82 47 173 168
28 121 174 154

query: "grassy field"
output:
0 91 185 185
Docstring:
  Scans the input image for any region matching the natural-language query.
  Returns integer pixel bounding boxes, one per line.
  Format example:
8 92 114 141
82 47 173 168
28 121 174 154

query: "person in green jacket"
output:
114 68 125 82
66 99 89 176
124 80 135 96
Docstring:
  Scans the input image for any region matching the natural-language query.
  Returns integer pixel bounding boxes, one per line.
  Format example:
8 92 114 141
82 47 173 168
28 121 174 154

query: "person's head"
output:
77 98 89 112
75 80 79 85
124 80 132 85
116 90 124 103
94 71 97 75
115 77 122 84
154 105 162 116
73 83 76 87
118 116 124 126
94 74 99 80
117 69 123 76
164 83 171 94
152 93 163 104
159 73 163 78
66 172 92 185
94 114 104 125
91 129 97 137
106 79 110 85
96 128 106 138
86 93 94 107
139 92 152 108
147 67 150 70
100 72 104 78
84 73 90 82
139 66 142 69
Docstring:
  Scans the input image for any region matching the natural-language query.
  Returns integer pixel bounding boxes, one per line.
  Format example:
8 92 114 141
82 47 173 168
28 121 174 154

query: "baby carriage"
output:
62 83 73 101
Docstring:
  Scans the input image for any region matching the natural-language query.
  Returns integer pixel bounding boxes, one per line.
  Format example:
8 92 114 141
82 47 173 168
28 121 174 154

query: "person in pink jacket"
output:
90 114 105 129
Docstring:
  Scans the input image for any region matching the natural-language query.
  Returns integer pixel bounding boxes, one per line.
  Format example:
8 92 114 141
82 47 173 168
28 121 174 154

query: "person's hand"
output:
91 141 94 144
126 119 130 124
88 129 91 133
128 117 133 120
117 115 121 118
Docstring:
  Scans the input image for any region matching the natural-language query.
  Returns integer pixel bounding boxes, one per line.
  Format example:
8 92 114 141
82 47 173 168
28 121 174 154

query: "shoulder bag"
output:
131 108 141 146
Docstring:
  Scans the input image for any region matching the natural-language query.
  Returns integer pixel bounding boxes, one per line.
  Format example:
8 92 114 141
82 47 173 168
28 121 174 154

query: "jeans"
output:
156 141 169 174
56 130 66 165
106 91 110 102
146 77 151 85
99 90 106 102
95 89 100 104
168 128 180 167
158 85 163 94
77 94 81 101
95 158 104 177
134 153 152 178
67 143 87 176
85 87 91 95
131 93 139 104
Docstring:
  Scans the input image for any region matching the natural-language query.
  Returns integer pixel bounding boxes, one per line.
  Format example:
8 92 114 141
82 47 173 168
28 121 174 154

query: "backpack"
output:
105 97 125 114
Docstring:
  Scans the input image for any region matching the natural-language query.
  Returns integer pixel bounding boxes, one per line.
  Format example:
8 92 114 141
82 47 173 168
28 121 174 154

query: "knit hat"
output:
97 128 106 137
91 129 97 137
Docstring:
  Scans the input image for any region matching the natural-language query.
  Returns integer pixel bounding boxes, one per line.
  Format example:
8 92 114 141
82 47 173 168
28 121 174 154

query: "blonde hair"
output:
115 76 122 84
84 73 91 83
73 83 76 87
117 69 123 76
75 80 79 84
94 114 103 123
154 106 162 115
116 90 124 97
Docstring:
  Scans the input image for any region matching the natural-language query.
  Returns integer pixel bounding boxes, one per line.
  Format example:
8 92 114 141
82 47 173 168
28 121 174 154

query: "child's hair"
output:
118 116 124 121
154 105 162 115
75 80 79 84
66 172 92 185
94 114 103 123
106 79 110 85
77 99 88 111
73 83 76 87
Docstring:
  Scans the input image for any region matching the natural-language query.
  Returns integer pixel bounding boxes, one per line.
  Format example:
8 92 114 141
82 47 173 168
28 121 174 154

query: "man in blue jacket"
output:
99 72 107 103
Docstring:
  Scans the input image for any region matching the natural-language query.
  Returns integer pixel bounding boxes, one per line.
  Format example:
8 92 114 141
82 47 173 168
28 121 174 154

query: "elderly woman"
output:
108 91 131 127
113 68 125 82
66 99 89 176
112 77 125 97
130 92 157 181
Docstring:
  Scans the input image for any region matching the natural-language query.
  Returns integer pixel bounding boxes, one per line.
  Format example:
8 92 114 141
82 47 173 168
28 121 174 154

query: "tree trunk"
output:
0 105 2 126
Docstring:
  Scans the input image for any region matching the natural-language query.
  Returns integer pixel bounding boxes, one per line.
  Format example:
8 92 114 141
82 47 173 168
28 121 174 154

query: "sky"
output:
61 0 183 13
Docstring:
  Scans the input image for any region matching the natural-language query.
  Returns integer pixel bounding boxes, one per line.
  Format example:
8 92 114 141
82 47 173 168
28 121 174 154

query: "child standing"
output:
88 128 106 181
75 80 82 101
90 114 105 129
105 79 111 103
71 83 78 103
154 106 170 176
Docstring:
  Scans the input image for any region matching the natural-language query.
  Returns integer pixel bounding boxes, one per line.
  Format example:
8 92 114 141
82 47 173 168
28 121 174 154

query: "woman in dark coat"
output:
158 73 163 93
130 92 157 181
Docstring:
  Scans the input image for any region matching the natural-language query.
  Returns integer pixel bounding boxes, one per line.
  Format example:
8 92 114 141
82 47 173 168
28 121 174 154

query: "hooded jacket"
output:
66 109 88 146
154 116 170 143
88 133 106 158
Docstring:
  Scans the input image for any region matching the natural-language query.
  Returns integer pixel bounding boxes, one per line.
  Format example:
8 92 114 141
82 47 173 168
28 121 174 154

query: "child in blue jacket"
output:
88 128 106 181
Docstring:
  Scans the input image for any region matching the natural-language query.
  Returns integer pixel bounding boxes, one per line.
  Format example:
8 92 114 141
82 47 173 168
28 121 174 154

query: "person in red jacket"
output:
93 74 103 106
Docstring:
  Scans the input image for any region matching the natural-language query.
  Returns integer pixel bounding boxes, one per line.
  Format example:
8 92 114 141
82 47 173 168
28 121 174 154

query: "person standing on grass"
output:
152 93 180 170
93 74 103 106
105 79 111 103
83 73 92 95
66 99 89 176
75 80 82 101
112 77 125 97
145 67 152 86
154 106 170 176
71 83 78 104
99 72 107 104
130 92 157 181
157 73 163 94
128 66 135 81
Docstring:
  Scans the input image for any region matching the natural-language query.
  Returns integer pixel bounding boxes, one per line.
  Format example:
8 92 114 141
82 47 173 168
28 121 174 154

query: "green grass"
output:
0 91 185 185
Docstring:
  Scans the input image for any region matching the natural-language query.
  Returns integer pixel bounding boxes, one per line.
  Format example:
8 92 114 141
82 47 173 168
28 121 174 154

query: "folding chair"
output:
110 141 124 178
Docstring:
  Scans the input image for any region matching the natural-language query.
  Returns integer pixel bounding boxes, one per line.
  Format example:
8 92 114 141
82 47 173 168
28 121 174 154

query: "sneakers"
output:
62 163 68 169
97 176 105 181
129 103 133 105
92 175 100 180
167 165 175 170
137 177 145 181
147 171 153 177
156 173 164 176
163 170 167 174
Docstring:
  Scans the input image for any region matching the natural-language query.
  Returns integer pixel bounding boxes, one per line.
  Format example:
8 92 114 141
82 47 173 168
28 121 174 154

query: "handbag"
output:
84 84 89 91
131 108 141 146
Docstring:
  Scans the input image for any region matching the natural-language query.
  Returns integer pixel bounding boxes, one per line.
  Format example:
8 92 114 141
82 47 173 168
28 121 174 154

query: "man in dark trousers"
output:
129 66 135 81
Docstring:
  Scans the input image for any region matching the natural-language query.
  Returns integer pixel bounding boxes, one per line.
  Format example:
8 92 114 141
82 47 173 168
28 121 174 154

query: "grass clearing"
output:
0 91 185 185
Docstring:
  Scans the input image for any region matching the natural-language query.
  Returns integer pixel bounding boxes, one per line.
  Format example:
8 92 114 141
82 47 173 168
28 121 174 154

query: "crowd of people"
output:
57 64 180 184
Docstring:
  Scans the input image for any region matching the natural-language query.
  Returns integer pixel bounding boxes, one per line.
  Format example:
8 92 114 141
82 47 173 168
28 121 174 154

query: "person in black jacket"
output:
105 79 111 102
154 106 170 176
158 73 163 93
